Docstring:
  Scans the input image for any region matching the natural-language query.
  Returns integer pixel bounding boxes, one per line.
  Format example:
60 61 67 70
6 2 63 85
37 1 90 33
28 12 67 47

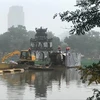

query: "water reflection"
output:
0 68 82 100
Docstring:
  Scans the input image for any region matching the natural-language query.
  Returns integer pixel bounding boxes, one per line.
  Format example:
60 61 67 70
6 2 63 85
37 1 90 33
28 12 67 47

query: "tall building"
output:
8 6 24 28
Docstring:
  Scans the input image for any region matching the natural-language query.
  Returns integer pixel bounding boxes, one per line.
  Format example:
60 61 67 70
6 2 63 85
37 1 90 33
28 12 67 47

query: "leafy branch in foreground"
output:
86 89 100 100
54 0 100 35
78 61 100 85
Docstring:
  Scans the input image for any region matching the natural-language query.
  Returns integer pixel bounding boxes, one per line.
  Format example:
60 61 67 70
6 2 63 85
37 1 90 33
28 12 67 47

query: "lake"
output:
0 68 100 100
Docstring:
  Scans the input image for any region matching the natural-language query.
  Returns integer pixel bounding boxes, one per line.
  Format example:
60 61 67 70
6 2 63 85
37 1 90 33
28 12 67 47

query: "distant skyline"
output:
8 6 24 28
0 0 100 38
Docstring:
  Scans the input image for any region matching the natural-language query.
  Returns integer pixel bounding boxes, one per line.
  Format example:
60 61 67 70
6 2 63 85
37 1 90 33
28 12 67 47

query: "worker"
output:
58 46 61 53
28 48 31 54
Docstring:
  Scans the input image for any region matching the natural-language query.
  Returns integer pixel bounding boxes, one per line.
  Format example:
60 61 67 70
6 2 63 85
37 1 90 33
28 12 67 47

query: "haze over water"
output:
0 68 99 100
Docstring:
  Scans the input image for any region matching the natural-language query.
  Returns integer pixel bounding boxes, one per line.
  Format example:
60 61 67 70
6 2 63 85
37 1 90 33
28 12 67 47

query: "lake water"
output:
0 68 100 100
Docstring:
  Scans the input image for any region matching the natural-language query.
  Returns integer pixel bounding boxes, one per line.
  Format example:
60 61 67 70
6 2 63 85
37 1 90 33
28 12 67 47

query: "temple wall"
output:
65 52 81 67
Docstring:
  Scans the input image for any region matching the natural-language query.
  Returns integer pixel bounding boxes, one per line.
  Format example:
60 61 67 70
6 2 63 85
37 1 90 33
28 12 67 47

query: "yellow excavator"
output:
1 49 36 65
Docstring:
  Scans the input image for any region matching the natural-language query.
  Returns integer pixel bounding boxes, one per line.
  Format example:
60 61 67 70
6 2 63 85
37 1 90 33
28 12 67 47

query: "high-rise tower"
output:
8 6 24 28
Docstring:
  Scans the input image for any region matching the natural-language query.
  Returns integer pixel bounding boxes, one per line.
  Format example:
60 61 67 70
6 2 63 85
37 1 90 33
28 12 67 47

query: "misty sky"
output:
0 0 76 37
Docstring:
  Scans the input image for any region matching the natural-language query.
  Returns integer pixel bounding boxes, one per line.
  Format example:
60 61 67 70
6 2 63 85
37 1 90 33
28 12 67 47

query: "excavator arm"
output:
1 50 20 62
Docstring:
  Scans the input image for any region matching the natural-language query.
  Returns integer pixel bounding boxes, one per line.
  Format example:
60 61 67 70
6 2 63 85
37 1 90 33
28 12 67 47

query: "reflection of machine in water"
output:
0 71 36 100
65 68 81 85
1 71 36 85
1 73 25 100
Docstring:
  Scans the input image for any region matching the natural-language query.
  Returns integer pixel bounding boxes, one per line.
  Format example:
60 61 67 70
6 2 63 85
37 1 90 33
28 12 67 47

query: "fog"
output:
0 0 77 39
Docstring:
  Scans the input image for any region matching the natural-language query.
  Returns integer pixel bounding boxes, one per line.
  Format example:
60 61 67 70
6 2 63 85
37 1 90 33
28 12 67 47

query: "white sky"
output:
0 0 76 37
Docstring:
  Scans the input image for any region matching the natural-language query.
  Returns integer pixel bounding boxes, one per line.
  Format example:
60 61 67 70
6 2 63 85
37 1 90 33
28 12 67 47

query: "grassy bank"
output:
81 58 99 66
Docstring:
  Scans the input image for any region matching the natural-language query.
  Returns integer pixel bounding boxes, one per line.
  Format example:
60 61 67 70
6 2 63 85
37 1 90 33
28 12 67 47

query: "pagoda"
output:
30 27 52 51
30 27 53 66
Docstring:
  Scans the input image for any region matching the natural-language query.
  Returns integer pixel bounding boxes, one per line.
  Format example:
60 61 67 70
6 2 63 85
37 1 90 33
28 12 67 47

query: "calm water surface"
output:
0 68 100 100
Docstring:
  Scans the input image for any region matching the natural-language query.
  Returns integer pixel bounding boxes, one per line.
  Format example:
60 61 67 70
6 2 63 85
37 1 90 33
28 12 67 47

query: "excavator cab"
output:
20 50 31 60
18 50 36 65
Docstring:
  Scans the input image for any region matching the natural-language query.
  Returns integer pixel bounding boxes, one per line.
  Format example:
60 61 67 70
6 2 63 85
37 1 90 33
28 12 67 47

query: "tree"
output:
64 30 100 57
47 31 61 51
7 25 30 51
0 32 11 52
52 36 61 51
27 31 36 39
0 26 61 53
54 0 100 35
60 42 68 51
54 0 100 86
0 25 31 53
47 31 54 38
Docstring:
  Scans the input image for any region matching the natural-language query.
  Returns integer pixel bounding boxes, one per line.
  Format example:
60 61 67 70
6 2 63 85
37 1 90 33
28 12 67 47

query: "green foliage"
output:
27 31 36 39
54 0 100 35
52 36 61 51
64 30 100 57
47 32 61 51
0 25 32 52
60 42 68 51
47 31 54 38
81 58 99 66
87 89 100 100
0 25 61 53
78 61 100 85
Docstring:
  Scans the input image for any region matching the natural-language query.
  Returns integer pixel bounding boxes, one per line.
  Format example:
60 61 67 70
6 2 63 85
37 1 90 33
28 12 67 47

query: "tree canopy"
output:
0 25 61 54
64 30 100 58
0 25 30 52
54 0 100 35
53 0 100 85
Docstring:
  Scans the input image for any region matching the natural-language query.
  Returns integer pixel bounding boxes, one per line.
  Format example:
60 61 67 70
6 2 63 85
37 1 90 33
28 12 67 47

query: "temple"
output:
30 27 53 66
30 27 53 51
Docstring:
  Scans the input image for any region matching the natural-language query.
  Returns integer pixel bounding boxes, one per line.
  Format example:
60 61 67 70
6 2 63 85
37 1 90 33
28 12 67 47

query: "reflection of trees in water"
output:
65 68 81 85
32 70 66 98
33 71 52 98
32 68 82 98
0 71 35 100
1 73 26 100
48 69 66 87
0 68 82 99
1 73 26 85
47 68 81 87
7 85 25 100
